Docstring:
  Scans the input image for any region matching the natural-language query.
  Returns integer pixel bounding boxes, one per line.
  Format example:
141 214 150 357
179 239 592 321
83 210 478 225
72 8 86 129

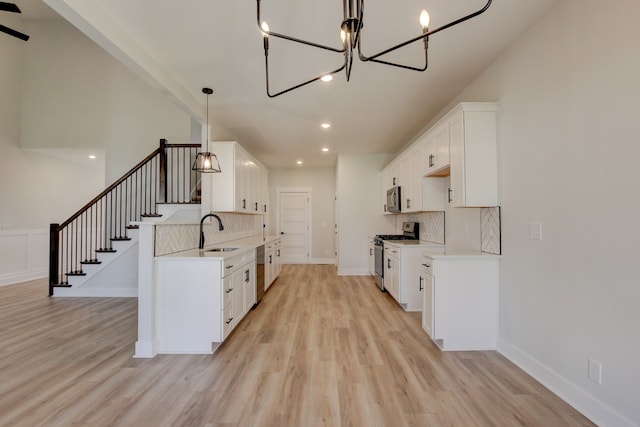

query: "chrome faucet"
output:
199 213 224 249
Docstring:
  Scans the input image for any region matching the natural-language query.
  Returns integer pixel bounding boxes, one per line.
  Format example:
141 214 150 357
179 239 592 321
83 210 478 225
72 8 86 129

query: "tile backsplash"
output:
397 207 501 254
155 213 263 256
481 207 501 255
397 211 445 244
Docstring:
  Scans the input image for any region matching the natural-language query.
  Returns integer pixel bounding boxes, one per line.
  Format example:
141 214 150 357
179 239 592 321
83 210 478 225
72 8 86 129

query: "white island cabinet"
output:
155 248 255 354
421 251 499 351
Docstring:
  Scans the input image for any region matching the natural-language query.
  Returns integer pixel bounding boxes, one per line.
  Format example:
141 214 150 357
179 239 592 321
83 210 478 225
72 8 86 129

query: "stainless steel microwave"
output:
386 186 401 213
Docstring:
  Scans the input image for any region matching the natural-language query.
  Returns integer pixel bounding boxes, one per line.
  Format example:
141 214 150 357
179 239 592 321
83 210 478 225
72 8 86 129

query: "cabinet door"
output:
384 253 399 301
449 111 464 207
448 107 498 207
368 242 375 276
243 263 256 313
231 269 244 328
422 272 434 338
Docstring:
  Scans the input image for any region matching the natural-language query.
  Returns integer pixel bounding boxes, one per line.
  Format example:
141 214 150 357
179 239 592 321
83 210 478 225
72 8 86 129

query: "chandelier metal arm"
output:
257 0 345 54
264 55 347 98
358 0 492 64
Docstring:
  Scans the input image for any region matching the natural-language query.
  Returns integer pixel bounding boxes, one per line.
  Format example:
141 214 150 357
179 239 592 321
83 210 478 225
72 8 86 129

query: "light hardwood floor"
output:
0 265 594 427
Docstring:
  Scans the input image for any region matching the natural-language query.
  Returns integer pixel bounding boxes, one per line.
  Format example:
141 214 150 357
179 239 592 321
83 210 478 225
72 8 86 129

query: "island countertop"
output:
158 235 281 260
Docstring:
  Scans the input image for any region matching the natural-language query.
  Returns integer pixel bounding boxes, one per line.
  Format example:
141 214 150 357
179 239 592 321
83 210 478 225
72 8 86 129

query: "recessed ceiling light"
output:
88 155 97 159
321 123 331 129
296 160 303 165
322 147 329 152
321 75 333 82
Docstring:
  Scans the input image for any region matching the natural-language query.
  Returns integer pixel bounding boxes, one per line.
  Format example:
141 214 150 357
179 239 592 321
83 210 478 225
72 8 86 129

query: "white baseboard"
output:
310 258 335 265
52 287 138 297
497 337 638 427
134 340 156 358
337 268 370 276
0 270 46 287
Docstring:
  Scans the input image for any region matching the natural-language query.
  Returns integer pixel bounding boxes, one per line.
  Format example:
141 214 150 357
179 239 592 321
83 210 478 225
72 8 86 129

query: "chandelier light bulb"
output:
204 157 211 168
261 21 270 37
420 9 430 29
340 29 346 43
321 75 333 82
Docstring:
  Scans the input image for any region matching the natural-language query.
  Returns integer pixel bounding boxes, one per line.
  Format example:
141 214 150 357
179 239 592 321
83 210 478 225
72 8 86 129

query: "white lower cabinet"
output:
155 249 256 354
384 242 441 312
265 238 281 291
421 253 499 351
368 238 375 276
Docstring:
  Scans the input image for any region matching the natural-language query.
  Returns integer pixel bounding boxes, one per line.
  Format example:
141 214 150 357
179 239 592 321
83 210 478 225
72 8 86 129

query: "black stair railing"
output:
49 139 201 295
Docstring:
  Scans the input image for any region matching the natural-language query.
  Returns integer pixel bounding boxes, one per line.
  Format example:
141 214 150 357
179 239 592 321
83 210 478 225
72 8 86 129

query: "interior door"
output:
278 191 310 264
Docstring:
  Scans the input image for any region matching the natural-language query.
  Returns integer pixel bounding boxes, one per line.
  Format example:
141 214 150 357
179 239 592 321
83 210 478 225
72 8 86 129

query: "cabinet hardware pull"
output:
226 288 233 293
393 177 396 186
277 249 280 256
226 318 233 324
255 202 258 211
369 248 373 256
387 259 391 269
242 199 246 209
421 263 430 268
407 199 411 209
419 276 424 291
226 265 234 269
384 204 387 212
263 204 267 212
447 188 453 203
429 154 435 167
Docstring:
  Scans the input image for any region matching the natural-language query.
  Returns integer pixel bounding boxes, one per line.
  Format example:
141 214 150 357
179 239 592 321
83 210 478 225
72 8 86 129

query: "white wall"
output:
0 17 193 285
20 19 192 184
336 154 395 275
269 168 336 263
447 1 640 425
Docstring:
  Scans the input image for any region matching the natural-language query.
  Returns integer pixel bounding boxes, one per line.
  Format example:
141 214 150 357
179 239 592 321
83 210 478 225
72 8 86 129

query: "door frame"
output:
276 187 311 264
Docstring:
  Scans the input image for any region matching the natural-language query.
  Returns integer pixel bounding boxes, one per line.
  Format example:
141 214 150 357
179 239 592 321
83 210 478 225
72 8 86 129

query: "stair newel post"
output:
49 223 59 296
159 139 168 204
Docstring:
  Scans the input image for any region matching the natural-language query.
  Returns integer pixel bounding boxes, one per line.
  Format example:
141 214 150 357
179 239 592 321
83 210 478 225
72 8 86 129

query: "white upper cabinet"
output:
448 103 498 207
422 121 450 177
201 141 268 214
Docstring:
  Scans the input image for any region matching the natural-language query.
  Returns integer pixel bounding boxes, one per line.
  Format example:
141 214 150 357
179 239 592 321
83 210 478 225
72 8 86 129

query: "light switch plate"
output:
529 222 542 240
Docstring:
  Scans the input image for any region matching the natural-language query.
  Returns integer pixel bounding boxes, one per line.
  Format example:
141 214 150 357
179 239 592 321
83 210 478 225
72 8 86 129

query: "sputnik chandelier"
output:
257 0 492 97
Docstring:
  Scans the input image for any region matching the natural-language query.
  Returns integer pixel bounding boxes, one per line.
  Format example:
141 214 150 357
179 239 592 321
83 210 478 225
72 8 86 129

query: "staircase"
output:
49 139 202 297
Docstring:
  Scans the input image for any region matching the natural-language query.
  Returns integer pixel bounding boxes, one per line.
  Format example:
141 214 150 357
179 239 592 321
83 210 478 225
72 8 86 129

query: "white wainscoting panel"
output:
0 229 48 286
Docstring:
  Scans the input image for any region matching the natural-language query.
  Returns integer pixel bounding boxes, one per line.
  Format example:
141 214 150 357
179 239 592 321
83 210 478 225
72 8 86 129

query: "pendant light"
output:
192 87 222 173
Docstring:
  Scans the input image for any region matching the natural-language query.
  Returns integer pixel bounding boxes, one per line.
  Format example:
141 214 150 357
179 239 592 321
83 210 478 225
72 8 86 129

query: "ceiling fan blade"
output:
0 2 21 13
0 24 29 41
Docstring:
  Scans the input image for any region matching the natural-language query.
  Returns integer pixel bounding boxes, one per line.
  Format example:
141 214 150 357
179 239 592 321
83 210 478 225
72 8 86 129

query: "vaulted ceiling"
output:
19 0 557 167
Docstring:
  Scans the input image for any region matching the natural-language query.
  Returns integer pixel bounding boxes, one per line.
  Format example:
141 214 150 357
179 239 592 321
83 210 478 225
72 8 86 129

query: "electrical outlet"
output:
529 223 543 240
588 357 602 385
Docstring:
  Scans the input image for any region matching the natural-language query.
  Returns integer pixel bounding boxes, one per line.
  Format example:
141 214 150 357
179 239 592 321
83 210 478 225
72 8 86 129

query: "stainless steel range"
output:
373 222 419 291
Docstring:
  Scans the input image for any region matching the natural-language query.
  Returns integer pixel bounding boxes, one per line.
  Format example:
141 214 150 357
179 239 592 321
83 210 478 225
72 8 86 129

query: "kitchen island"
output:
134 219 281 358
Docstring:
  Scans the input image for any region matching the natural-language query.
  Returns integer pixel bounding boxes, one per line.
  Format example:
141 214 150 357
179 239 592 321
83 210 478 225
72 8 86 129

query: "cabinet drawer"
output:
224 255 243 275
420 257 434 276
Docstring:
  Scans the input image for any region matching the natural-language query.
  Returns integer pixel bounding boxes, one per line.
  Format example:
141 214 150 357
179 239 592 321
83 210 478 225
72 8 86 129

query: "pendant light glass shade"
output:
192 151 221 173
192 87 222 173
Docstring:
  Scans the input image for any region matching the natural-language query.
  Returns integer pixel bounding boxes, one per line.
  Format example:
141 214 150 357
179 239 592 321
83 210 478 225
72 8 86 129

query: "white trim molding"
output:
0 229 48 286
498 337 638 427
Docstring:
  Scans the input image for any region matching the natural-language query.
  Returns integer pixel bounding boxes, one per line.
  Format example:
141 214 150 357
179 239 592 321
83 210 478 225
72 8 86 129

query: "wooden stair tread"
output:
110 237 132 241
95 248 116 253
80 260 101 265
141 213 162 217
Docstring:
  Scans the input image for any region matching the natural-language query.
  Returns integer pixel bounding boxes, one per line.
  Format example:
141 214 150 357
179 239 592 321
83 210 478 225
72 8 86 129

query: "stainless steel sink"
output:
207 247 238 252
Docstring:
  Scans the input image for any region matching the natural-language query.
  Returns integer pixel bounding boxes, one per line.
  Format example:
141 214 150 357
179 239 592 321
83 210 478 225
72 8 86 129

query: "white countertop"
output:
159 235 281 260
422 249 501 259
383 240 445 249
